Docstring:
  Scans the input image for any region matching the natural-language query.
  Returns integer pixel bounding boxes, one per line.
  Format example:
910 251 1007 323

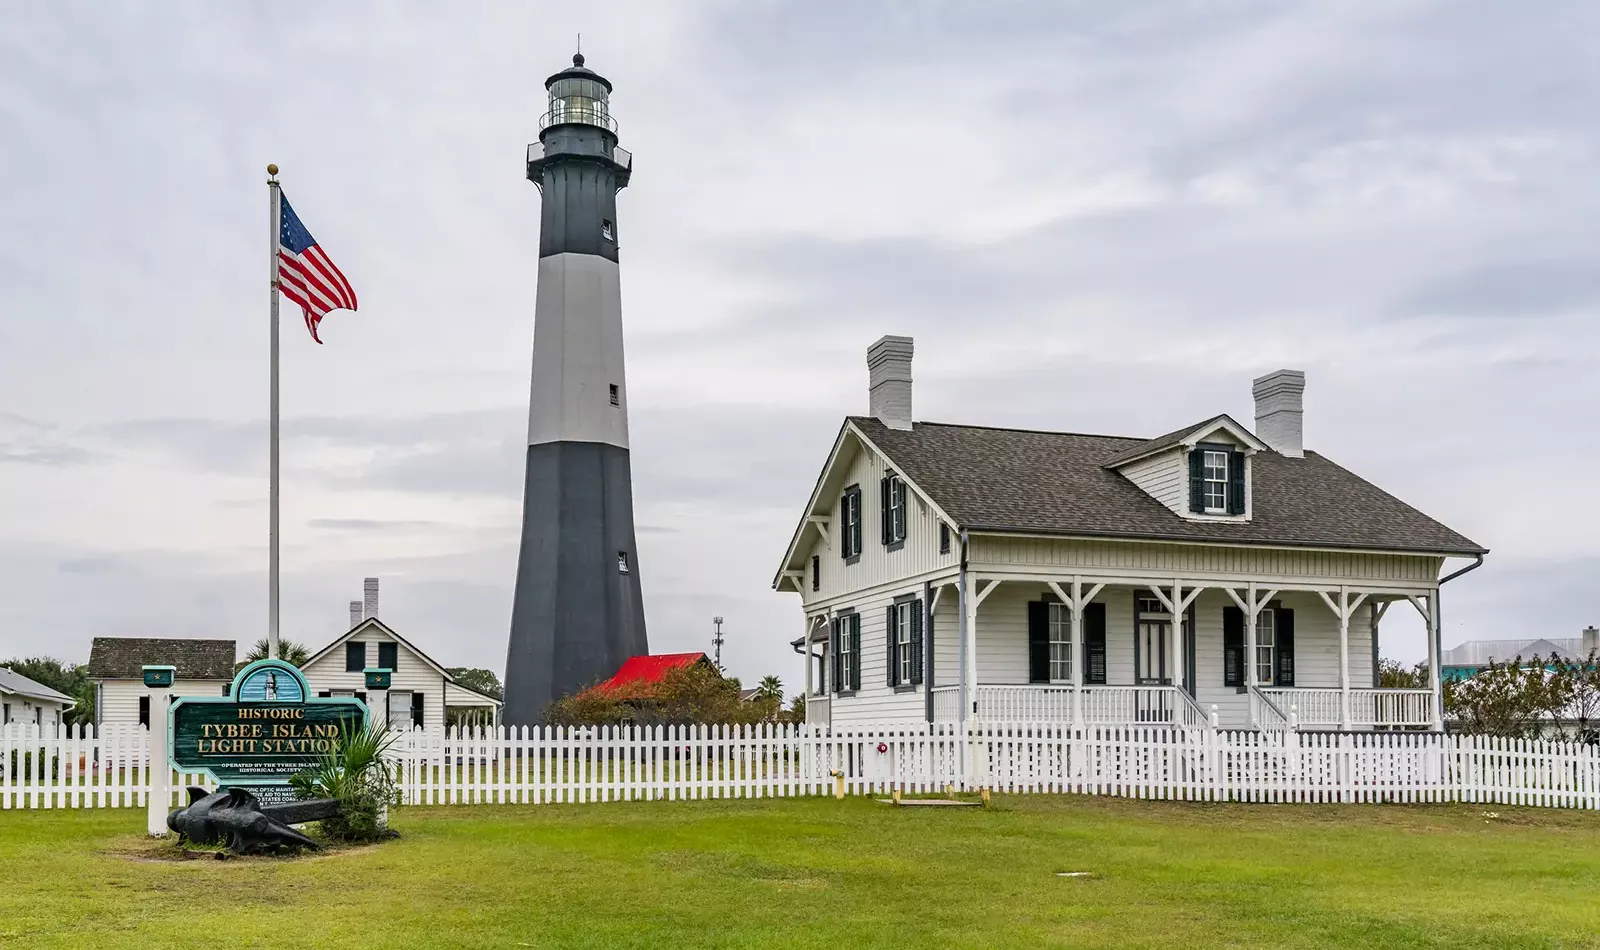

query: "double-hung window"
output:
840 486 863 561
896 602 914 685
1202 450 1229 513
836 614 859 692
1047 603 1072 682
881 473 907 548
1255 608 1276 686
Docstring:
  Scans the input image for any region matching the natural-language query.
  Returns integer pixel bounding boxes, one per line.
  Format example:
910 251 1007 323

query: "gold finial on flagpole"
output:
267 163 279 178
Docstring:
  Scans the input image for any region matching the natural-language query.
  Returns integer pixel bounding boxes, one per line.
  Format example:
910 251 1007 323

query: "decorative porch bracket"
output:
1316 586 1370 730
807 516 830 549
1045 578 1105 727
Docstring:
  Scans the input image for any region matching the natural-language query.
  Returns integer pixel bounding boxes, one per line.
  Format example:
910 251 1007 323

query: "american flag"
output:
276 192 357 344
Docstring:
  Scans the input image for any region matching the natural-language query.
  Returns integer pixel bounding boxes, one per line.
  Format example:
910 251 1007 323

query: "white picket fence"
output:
5 721 1600 810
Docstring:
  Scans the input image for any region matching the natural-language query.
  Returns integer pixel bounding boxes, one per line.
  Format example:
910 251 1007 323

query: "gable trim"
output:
303 618 453 680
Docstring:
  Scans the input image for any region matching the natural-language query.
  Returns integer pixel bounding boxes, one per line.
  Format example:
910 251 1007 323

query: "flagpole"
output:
267 163 282 661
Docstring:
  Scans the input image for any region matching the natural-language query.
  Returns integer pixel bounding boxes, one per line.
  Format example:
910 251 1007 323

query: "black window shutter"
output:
830 619 842 692
1223 606 1244 687
887 605 899 687
138 695 150 728
1083 603 1108 685
848 616 862 691
1027 600 1050 683
378 642 398 670
411 691 424 727
1188 449 1205 513
1276 608 1296 687
839 493 851 560
939 523 951 554
879 477 892 545
910 601 924 684
811 555 820 591
1227 451 1246 515
346 642 366 672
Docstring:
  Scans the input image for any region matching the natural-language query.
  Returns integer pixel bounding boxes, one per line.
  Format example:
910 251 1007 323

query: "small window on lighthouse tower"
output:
617 551 630 574
601 219 615 242
609 384 620 406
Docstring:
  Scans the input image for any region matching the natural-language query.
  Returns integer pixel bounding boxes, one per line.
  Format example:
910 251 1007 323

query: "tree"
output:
1378 658 1429 689
546 664 779 727
785 694 807 725
756 675 783 702
1 657 95 726
1443 654 1573 739
446 667 503 700
240 638 311 668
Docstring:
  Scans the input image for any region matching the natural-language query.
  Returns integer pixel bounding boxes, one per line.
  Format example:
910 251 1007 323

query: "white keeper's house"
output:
774 336 1487 732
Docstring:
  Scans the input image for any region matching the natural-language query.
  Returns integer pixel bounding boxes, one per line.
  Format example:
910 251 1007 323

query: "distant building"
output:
591 652 716 700
85 637 237 727
1441 627 1598 680
299 578 502 730
0 668 74 730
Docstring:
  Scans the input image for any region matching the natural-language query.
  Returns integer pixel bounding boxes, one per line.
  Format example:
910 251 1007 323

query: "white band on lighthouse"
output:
527 252 630 450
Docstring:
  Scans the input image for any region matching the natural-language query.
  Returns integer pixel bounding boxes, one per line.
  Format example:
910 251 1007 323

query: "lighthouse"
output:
504 53 649 725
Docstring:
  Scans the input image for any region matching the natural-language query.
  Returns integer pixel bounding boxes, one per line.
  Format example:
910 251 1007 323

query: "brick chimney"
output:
867 335 914 431
349 600 363 630
1252 369 1306 458
363 577 379 620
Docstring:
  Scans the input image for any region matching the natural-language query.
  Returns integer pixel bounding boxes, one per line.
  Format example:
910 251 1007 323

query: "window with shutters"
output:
378 642 398 671
345 642 366 673
1256 608 1276 685
840 486 863 561
1048 603 1072 682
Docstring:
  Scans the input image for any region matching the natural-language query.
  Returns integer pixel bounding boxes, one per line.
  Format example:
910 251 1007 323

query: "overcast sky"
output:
2 1 1596 689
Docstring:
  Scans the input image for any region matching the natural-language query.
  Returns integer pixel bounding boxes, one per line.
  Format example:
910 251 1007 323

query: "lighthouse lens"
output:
548 78 611 128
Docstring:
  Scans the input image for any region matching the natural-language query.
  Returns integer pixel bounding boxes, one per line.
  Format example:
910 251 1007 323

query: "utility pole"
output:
712 616 725 672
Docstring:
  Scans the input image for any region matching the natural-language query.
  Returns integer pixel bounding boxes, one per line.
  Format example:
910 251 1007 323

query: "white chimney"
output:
1584 626 1598 657
1252 369 1306 458
867 335 914 431
349 600 363 629
363 577 379 620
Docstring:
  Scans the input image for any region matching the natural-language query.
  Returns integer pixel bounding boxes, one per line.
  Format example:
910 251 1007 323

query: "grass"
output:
3 796 1600 949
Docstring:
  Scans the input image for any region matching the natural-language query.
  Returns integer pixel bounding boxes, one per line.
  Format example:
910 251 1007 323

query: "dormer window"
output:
1188 443 1245 516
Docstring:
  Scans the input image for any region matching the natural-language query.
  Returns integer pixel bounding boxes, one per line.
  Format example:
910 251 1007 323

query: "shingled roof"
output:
850 416 1485 556
86 638 237 680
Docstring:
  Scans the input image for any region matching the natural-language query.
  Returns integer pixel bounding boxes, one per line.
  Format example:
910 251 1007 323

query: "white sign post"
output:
142 665 176 837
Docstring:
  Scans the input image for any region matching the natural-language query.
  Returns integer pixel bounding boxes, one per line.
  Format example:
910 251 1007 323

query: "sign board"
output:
364 667 392 691
143 664 176 688
169 659 367 793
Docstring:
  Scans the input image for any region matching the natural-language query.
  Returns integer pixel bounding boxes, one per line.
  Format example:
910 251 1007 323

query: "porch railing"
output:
1261 688 1434 729
928 685 1206 727
1249 686 1291 731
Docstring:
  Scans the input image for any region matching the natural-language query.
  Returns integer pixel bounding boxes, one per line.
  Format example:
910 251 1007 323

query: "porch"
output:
926 684 1433 730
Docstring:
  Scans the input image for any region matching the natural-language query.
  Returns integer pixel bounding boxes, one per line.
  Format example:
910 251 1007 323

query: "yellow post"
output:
981 787 991 808
831 769 845 800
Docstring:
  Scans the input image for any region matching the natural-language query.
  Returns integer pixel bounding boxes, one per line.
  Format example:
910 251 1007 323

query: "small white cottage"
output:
0 667 74 730
299 579 501 730
85 637 237 727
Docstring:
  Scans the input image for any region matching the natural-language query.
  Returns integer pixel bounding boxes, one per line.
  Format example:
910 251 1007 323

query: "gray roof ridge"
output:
849 415 1150 444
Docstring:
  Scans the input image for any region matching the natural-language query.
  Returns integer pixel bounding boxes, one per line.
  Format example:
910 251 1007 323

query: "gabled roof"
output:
846 416 1485 556
0 667 75 704
1102 413 1268 468
304 618 452 680
86 638 237 680
594 652 713 695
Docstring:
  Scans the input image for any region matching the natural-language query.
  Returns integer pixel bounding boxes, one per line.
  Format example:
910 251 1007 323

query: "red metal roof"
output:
594 652 710 694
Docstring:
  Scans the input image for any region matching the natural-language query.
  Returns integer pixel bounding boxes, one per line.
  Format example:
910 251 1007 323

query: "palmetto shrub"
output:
289 724 400 842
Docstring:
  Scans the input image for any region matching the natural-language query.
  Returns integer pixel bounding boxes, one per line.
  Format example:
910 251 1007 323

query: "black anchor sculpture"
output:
167 786 336 855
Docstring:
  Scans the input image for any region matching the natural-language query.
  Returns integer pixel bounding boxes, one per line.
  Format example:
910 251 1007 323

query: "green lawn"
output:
2 796 1599 949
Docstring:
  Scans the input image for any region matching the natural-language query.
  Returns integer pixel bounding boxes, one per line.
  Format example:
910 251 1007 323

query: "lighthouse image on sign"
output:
504 53 649 725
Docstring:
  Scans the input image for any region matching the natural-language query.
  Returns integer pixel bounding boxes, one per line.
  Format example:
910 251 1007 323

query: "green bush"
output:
289 725 400 842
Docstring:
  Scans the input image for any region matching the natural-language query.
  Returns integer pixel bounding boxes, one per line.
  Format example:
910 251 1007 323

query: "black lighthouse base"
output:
503 440 649 726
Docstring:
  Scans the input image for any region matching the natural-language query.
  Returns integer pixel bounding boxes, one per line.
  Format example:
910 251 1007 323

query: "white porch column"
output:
1427 591 1443 730
1245 582 1258 688
962 573 977 720
1171 580 1186 692
802 617 815 699
1338 587 1351 731
1070 577 1084 728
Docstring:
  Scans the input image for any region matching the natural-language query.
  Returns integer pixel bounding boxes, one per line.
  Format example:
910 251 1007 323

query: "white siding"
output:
972 536 1441 586
96 678 230 727
301 629 447 731
0 694 66 729
796 437 959 608
822 583 934 725
1120 450 1184 514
